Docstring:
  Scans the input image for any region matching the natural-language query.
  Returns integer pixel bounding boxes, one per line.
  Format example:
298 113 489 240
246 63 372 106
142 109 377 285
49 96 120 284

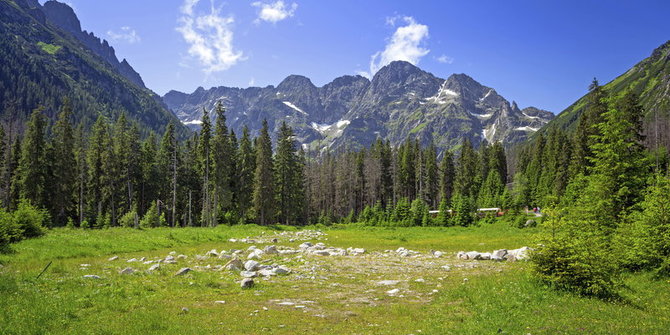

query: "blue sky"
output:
48 0 670 113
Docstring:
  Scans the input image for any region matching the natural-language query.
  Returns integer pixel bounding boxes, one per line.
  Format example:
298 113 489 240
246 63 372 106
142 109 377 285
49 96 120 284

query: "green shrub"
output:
119 210 137 228
140 202 161 228
13 200 47 239
532 211 619 299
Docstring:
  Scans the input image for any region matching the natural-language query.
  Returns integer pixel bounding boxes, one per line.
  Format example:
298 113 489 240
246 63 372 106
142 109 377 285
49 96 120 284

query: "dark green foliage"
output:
253 120 275 225
274 122 306 225
17 109 47 207
533 210 620 299
615 175 670 275
451 194 475 227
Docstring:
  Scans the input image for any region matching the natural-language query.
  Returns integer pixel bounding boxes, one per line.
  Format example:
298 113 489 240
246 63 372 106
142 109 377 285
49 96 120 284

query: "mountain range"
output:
164 61 553 152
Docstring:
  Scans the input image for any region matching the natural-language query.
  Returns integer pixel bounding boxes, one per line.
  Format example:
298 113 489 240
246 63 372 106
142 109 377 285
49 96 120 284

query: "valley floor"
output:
0 223 668 334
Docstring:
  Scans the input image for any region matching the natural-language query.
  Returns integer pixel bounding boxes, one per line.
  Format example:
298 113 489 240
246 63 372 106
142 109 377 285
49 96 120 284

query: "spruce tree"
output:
51 99 76 225
237 126 255 221
212 103 234 218
275 122 306 225
439 151 455 205
253 120 275 225
18 109 48 208
198 108 213 226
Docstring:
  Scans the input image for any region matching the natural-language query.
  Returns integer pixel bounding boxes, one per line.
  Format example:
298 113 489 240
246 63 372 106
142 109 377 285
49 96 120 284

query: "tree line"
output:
0 98 517 231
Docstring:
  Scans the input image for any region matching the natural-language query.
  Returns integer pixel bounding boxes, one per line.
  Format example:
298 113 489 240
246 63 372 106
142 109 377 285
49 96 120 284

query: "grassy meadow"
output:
0 222 668 334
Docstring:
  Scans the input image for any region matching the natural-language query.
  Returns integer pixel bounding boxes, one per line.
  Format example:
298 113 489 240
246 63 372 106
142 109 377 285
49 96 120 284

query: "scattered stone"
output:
80 264 91 267
415 278 425 283
432 251 444 258
175 267 193 276
272 266 290 275
386 288 400 295
299 242 313 249
177 254 188 260
241 278 254 289
312 250 330 256
214 301 226 304
271 238 278 243
276 301 295 306
83 274 101 279
119 267 135 275
376 280 401 286
126 258 138 263
241 271 258 278
244 260 260 271
169 251 177 255
463 278 469 283
225 258 244 271
139 257 146 262
228 238 238 243
108 256 119 261
148 264 160 272
491 249 508 261
507 247 531 261
206 249 219 257
180 307 189 314
263 245 278 254
258 269 274 277
195 254 208 261
441 265 451 271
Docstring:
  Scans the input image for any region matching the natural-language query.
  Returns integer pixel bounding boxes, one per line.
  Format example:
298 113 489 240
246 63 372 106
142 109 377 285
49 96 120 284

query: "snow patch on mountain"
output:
282 101 307 115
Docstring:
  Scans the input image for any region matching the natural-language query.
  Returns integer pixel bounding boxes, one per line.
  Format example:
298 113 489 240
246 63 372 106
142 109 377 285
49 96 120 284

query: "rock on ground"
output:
241 278 254 289
175 267 193 276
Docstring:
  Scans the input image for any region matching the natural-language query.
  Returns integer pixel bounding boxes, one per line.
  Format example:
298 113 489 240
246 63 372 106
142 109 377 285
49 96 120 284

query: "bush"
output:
13 200 47 239
119 210 138 228
532 211 619 299
614 175 670 274
140 202 162 228
0 201 49 252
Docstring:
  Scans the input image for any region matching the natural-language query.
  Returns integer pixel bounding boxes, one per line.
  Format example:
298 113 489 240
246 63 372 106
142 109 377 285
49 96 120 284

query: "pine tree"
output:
439 151 455 206
212 102 234 219
275 122 306 225
454 138 480 199
86 116 108 224
18 109 48 208
253 120 275 225
50 99 76 225
421 142 439 209
236 126 255 221
198 108 213 226
159 122 179 226
571 78 607 176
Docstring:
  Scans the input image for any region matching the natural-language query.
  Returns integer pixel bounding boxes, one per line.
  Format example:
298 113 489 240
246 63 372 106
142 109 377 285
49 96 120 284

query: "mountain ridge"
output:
165 60 553 152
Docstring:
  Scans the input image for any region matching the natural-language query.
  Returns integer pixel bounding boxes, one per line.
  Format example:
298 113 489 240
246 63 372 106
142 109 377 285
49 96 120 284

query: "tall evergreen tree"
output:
236 126 255 220
212 103 234 219
274 122 306 225
17 109 48 207
198 108 213 226
439 151 455 206
159 122 179 226
253 120 276 225
50 99 76 224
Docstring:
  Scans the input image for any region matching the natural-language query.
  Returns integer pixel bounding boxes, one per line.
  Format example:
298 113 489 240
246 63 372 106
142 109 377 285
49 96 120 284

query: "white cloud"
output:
176 0 245 73
107 26 141 44
362 16 430 78
252 1 298 24
436 54 454 64
248 77 256 86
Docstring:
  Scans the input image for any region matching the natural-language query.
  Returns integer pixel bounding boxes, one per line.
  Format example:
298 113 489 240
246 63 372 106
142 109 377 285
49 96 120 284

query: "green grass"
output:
37 41 61 55
1 223 668 334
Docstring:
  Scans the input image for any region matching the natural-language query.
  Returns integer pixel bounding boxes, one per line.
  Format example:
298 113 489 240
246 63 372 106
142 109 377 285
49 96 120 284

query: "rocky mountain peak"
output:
42 0 81 35
277 75 317 92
